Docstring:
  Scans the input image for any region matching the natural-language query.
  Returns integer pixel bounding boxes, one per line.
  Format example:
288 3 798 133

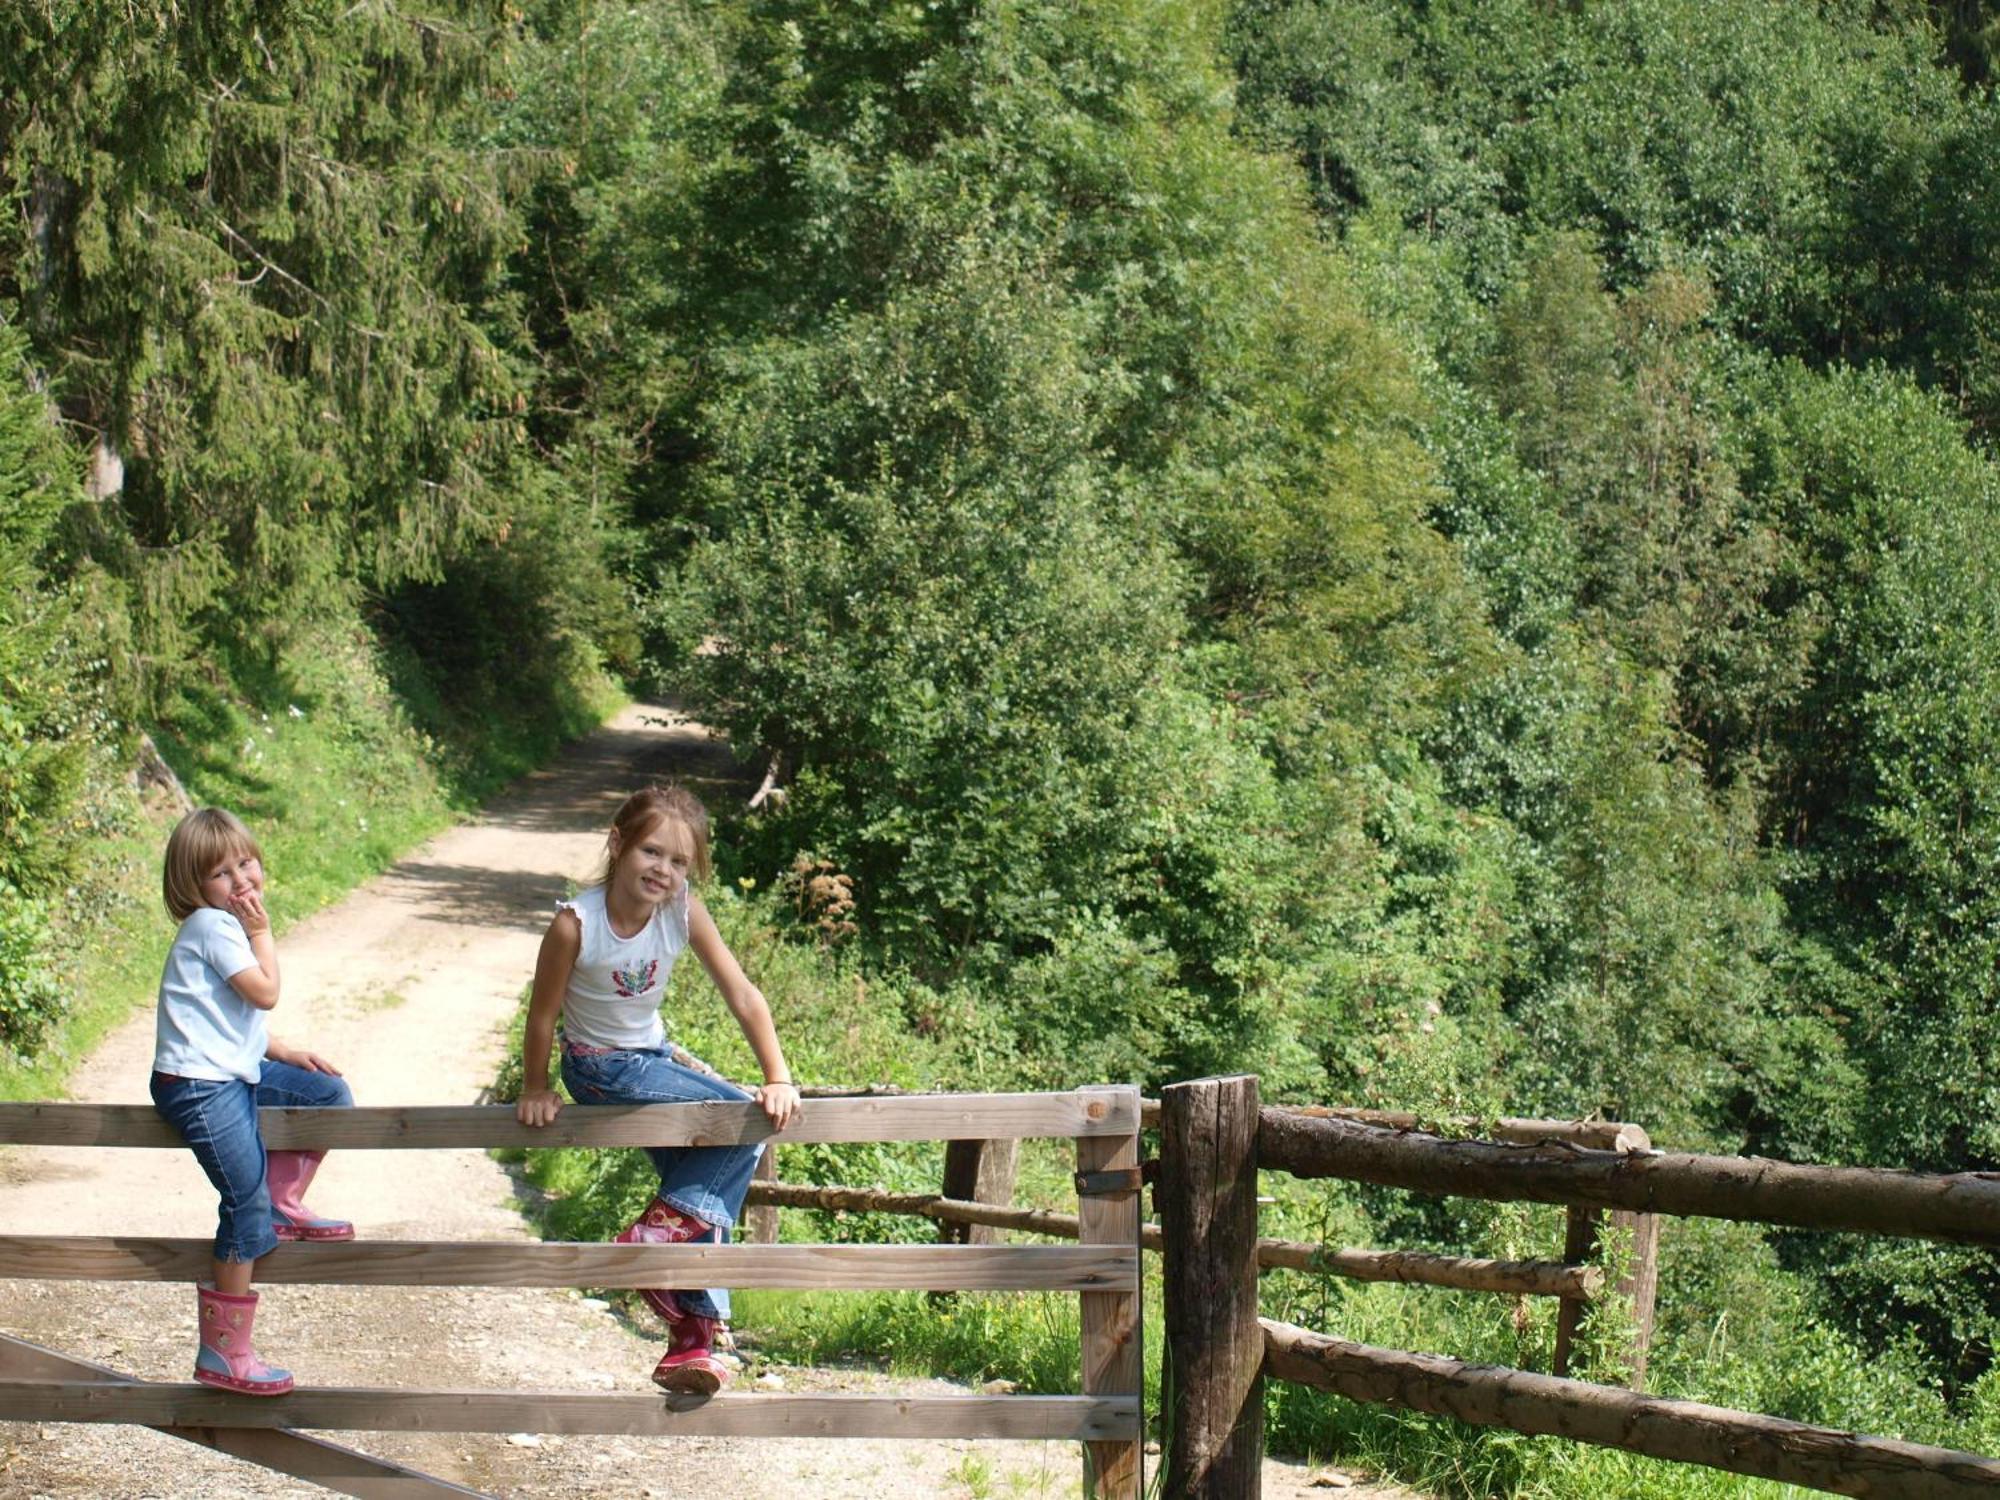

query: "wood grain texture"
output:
1263 1320 2000 1499
0 1237 1136 1290
1076 1085 1144 1500
1258 1110 2000 1247
0 1093 1139 1150
1137 1099 1651 1153
0 1334 484 1498
745 1146 780 1244
0 1382 1141 1440
939 1139 1019 1247
1161 1077 1263 1500
1552 1203 1600 1381
1554 1203 1660 1387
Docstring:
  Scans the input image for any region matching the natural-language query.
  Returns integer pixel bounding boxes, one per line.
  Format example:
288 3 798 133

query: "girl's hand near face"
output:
230 889 271 936
224 886 282 1009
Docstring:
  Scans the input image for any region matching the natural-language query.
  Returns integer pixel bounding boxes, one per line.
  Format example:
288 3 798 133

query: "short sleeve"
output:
193 908 258 982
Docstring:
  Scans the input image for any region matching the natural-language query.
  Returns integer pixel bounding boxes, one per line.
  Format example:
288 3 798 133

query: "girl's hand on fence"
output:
516 1088 562 1127
756 1081 801 1130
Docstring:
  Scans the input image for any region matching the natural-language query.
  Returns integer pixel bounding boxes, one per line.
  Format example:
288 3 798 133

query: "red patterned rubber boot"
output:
613 1196 708 1324
267 1149 354 1241
194 1284 294 1396
651 1311 732 1395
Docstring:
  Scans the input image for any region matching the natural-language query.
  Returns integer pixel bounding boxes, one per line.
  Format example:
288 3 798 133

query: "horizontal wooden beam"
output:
0 1335 482 1498
1262 1320 2000 1499
750 1181 1086 1238
0 1237 1137 1291
0 1092 1137 1150
747 1182 1597 1297
0 1381 1141 1440
1276 1106 1650 1154
1137 1099 1649 1153
1258 1110 2000 1247
1268 1241 1598 1298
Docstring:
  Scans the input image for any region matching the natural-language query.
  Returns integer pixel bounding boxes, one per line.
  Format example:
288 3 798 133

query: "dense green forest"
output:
7 0 2000 1491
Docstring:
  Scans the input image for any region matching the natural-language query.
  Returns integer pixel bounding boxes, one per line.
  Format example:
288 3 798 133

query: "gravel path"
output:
0 704 1411 1499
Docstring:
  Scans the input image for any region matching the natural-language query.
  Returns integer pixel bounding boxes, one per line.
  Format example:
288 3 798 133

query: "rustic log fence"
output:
756 1094 1626 1302
1163 1074 2000 1500
64 1074 1980 1497
0 1088 1144 1499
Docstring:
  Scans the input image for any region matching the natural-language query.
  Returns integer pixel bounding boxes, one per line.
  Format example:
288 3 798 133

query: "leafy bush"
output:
0 882 65 1055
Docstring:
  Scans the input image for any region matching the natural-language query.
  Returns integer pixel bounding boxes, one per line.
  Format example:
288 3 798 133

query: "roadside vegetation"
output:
9 1 2000 1492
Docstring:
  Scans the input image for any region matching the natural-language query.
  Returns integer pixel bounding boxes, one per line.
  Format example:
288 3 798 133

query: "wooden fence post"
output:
1078 1086 1144 1500
1162 1075 1262 1499
939 1138 1020 1245
1552 1204 1658 1389
746 1146 780 1244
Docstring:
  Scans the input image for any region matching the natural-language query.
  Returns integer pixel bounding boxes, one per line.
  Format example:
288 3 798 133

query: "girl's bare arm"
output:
225 891 281 1010
688 894 799 1128
516 910 581 1126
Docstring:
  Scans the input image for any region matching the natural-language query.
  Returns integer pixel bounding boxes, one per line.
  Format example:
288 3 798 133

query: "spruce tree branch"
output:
190 203 327 310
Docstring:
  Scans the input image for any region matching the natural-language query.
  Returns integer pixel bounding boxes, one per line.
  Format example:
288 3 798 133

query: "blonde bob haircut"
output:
597 783 713 887
162 808 264 921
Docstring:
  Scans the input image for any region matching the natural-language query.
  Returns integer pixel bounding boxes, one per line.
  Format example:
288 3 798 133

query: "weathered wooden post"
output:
1078 1085 1145 1500
745 1145 780 1244
1162 1075 1263 1499
1552 1205 1659 1386
939 1138 1019 1244
1552 1128 1659 1388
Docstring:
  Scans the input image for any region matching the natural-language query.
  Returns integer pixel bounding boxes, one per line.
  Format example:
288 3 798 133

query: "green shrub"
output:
0 882 65 1055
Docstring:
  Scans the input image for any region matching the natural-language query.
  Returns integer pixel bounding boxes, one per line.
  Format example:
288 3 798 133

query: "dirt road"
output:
0 704 1408 1499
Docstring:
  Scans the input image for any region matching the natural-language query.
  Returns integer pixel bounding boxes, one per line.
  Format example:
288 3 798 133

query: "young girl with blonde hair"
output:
516 783 799 1394
152 808 355 1395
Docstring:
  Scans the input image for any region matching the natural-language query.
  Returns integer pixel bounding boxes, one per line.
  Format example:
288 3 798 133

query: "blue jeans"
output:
152 1061 355 1264
560 1041 763 1321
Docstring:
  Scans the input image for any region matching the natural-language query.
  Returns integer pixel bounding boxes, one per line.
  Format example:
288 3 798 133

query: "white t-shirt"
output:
558 883 690 1050
153 907 268 1083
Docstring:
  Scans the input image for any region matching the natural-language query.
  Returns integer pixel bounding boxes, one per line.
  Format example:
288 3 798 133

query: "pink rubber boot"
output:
651 1310 732 1395
613 1196 706 1324
194 1284 294 1395
267 1149 354 1241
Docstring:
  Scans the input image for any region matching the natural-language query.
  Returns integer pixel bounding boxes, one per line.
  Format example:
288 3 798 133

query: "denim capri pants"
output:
559 1039 763 1321
152 1060 355 1264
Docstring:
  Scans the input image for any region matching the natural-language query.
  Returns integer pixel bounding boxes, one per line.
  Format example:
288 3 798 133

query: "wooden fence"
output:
31 1075 1991 1497
749 1099 1645 1359
0 1088 1144 1499
1161 1075 2000 1500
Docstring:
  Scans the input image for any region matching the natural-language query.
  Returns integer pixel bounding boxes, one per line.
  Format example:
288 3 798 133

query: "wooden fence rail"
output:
0 1088 1145 1500
0 1332 483 1498
743 1180 1600 1297
0 1237 1136 1290
1263 1321 2000 1500
0 1091 1138 1149
0 1380 1139 1441
1258 1108 2000 1247
1161 1076 2000 1500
